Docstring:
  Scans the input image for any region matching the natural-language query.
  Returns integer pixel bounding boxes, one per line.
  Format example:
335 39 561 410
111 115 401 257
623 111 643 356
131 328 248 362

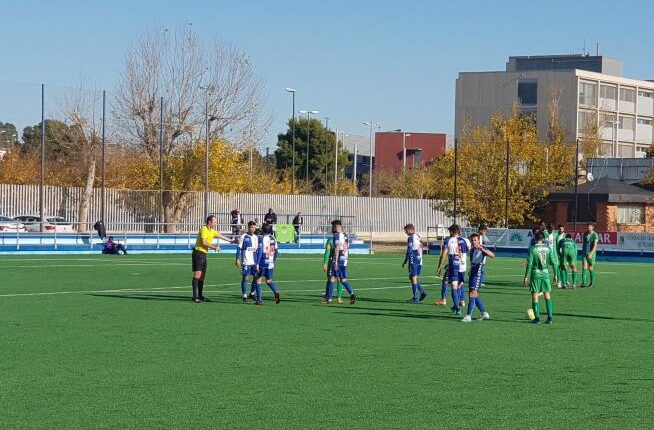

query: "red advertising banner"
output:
569 231 617 246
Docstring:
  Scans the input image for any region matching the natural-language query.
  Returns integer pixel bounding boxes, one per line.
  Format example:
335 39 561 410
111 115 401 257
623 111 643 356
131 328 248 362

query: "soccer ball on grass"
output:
526 308 536 321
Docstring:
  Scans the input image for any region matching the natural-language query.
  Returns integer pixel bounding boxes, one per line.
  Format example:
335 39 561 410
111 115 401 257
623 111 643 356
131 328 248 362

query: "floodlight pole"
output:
574 138 580 231
39 84 45 233
505 135 510 228
453 137 458 225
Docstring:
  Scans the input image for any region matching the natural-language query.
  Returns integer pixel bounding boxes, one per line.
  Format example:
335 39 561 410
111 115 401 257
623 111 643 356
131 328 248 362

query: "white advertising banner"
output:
617 233 654 251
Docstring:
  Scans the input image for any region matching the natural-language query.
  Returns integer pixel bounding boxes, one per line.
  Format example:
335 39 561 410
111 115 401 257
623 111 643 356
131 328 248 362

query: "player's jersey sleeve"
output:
323 239 332 265
548 248 559 272
257 235 265 265
525 247 537 278
404 236 411 264
591 232 599 247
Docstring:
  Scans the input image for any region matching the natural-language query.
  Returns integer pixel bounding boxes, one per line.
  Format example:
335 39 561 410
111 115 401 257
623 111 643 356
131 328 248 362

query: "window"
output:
638 90 653 98
620 87 636 102
518 80 538 105
413 150 422 167
600 84 617 100
568 196 597 223
619 116 635 130
579 81 597 108
637 118 652 125
617 204 645 224
577 110 597 134
521 108 537 125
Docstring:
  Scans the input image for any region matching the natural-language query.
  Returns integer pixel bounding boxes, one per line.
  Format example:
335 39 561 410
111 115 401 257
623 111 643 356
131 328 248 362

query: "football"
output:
526 308 536 321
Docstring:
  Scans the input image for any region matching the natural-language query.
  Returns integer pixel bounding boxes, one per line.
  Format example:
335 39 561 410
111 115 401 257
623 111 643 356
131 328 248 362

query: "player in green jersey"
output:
557 233 578 289
553 224 567 287
524 231 558 324
322 236 345 304
581 223 599 288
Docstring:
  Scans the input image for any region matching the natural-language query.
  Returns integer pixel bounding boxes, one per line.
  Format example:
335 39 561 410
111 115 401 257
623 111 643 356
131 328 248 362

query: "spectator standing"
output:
230 209 244 238
93 220 107 240
292 212 303 242
264 208 277 225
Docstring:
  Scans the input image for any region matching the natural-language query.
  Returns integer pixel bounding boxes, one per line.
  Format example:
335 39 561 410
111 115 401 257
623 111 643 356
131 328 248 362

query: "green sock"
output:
337 282 343 298
582 269 588 285
532 301 540 319
545 299 553 318
572 271 577 286
561 269 567 285
590 269 596 286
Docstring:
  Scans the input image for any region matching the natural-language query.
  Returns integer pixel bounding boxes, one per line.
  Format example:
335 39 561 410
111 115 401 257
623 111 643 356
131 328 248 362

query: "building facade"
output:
456 54 654 158
374 132 446 172
548 177 654 232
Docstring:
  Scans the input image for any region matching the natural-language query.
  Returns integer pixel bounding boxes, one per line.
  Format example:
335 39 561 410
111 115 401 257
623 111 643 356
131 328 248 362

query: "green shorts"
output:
550 251 559 266
583 252 596 265
529 277 552 294
561 251 576 267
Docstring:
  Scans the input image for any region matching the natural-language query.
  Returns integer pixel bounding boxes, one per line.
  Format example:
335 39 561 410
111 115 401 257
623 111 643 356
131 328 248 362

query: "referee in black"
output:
192 215 235 303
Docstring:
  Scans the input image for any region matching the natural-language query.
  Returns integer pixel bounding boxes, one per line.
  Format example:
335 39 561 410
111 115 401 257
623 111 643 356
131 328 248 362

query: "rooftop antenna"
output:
596 42 600 56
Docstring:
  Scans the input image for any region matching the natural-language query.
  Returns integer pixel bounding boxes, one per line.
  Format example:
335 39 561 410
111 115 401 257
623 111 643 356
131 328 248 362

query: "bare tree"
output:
113 28 267 231
60 78 103 233
547 84 566 144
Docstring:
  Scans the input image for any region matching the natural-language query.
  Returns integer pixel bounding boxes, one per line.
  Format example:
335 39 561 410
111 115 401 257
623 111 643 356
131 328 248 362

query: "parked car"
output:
13 215 75 233
0 216 26 232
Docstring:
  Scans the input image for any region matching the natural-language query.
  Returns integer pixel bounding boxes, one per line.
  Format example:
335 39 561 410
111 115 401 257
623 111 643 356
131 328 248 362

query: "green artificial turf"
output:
0 253 652 429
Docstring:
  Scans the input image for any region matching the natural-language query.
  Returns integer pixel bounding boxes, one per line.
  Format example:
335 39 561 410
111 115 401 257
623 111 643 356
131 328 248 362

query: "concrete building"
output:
455 54 654 158
374 132 446 172
341 134 372 184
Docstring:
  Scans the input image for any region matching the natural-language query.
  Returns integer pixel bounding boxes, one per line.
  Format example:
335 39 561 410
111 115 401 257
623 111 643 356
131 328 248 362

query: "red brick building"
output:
374 132 446 172
548 177 654 232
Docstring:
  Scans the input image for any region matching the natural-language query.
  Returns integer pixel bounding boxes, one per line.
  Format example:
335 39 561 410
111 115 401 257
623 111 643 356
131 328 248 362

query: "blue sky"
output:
1 0 653 150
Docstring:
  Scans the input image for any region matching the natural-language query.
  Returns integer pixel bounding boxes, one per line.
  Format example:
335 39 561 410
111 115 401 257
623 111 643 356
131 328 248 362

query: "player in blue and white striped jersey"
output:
461 233 495 322
324 220 356 305
402 224 427 303
235 221 261 303
437 224 465 315
253 224 281 305
456 234 472 308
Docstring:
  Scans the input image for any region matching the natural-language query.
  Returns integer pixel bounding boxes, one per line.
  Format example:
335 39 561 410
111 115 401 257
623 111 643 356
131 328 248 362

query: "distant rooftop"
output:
506 54 622 77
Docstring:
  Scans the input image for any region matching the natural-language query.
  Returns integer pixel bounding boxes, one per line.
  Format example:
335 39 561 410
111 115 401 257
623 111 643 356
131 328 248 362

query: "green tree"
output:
275 118 350 192
0 121 18 146
21 119 84 162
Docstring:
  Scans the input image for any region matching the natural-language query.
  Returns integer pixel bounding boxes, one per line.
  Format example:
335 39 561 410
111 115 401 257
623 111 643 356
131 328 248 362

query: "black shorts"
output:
192 250 208 272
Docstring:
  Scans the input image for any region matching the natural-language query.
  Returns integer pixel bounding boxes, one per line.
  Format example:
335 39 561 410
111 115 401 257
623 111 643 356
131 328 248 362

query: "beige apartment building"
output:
455 55 654 157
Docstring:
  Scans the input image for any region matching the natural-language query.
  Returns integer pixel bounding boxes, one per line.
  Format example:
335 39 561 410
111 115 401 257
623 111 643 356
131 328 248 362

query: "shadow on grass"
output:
554 312 654 323
331 308 520 324
88 293 244 305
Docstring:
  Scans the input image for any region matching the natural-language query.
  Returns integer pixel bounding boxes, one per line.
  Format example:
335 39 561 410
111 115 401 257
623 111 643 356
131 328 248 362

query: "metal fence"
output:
0 222 375 252
0 184 454 232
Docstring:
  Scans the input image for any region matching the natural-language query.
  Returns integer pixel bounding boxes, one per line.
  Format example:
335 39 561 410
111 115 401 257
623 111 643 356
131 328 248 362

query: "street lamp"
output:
608 119 619 158
393 129 412 170
299 109 319 182
285 87 296 193
201 84 217 220
363 119 380 196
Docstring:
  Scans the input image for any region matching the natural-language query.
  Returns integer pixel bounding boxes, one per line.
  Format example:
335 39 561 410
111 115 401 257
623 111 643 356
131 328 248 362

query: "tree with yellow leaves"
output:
430 107 575 227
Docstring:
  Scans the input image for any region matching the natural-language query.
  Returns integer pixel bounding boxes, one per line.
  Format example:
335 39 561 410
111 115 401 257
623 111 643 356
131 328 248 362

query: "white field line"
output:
0 276 420 298
0 266 618 298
